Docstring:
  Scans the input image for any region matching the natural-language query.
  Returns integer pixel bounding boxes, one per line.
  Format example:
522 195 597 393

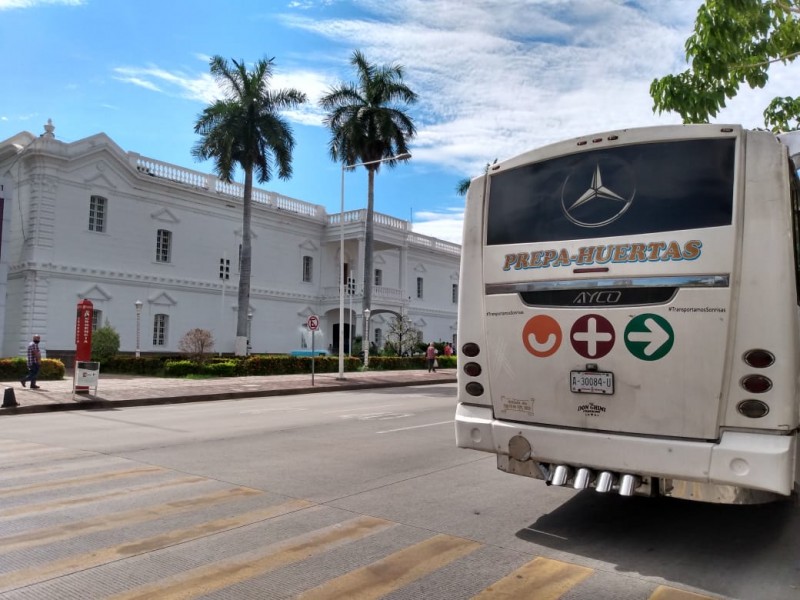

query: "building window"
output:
374 269 383 287
156 229 172 263
89 195 106 232
153 314 168 346
452 283 458 303
302 255 313 282
300 332 308 349
92 309 103 331
417 277 424 299
374 327 383 347
238 244 242 272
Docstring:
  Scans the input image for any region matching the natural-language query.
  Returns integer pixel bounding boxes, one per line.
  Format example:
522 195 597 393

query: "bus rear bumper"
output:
455 403 796 498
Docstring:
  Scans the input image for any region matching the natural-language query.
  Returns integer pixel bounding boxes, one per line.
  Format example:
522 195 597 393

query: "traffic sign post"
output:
307 315 319 385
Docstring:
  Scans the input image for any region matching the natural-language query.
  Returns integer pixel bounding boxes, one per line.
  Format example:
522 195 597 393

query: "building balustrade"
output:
132 154 324 219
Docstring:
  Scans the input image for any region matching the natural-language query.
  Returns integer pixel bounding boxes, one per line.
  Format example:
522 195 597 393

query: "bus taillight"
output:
462 342 480 357
465 382 484 397
743 349 775 368
737 399 770 418
741 374 772 394
463 362 482 377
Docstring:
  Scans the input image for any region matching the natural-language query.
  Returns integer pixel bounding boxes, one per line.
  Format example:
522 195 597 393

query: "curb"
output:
0 376 458 415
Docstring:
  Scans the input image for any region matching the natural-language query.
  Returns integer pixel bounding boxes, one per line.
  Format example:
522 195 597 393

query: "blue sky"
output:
1 0 795 243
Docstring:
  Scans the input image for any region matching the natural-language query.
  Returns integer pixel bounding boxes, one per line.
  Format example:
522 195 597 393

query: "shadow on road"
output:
517 490 799 599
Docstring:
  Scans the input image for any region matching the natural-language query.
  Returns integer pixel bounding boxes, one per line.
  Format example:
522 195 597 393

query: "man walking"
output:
21 334 42 389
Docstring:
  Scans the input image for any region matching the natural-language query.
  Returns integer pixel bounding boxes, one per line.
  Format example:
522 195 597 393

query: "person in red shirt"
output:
426 342 438 372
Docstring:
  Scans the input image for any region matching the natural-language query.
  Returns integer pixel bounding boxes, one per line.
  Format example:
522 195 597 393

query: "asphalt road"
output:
0 384 797 599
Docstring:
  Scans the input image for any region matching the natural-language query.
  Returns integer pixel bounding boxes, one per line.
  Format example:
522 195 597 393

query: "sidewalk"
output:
1 369 457 415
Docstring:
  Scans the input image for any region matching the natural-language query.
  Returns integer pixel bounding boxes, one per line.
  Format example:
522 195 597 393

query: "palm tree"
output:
319 50 417 319
193 56 307 355
456 159 497 196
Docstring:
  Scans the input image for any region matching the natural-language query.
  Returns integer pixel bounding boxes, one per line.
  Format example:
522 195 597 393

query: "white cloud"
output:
0 0 83 8
413 207 465 245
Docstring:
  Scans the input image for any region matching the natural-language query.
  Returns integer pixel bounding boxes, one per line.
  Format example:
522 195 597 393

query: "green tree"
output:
91 324 120 363
650 0 800 131
193 56 307 354
319 50 417 317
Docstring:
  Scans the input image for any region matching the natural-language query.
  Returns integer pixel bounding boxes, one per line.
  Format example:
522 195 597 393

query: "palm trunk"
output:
363 167 376 324
236 167 253 355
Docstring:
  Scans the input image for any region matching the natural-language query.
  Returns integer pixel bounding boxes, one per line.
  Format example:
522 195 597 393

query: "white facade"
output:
0 122 460 358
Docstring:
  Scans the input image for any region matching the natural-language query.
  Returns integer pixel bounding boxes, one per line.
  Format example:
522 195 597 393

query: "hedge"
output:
0 358 66 381
2 353 456 379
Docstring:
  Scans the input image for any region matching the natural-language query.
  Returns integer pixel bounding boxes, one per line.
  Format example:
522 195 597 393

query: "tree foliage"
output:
384 315 421 356
178 328 215 362
91 324 120 363
319 50 417 316
193 56 307 350
650 0 800 131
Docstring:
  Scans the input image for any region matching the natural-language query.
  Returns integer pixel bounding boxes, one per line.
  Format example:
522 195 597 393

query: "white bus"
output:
455 124 800 504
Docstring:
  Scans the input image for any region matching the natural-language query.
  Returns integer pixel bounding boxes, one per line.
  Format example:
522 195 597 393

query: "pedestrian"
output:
443 343 453 357
21 334 42 389
426 342 438 372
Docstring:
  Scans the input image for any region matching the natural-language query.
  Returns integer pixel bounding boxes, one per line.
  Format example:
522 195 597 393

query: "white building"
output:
0 121 460 360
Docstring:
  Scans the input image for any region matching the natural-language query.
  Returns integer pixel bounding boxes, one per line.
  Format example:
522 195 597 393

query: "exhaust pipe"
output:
573 467 593 490
551 465 572 486
596 471 616 493
619 474 641 496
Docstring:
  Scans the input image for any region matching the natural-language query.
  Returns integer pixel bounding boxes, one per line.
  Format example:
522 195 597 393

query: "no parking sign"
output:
307 315 319 384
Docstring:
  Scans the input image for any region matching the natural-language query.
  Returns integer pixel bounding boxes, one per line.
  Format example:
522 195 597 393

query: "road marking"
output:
376 420 452 434
340 412 413 421
0 475 208 519
0 465 165 498
0 499 313 593
472 556 593 599
298 534 481 599
650 586 720 600
107 516 394 600
0 486 261 554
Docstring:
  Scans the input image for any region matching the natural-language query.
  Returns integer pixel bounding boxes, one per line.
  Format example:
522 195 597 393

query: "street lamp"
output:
134 300 143 358
363 308 371 369
338 152 411 380
247 312 253 355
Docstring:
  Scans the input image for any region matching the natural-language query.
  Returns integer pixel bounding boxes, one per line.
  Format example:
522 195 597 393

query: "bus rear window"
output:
487 138 735 245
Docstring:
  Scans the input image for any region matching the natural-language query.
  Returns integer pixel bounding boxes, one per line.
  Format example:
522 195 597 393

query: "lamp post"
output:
247 312 253 355
363 308 371 369
338 152 411 380
134 300 143 358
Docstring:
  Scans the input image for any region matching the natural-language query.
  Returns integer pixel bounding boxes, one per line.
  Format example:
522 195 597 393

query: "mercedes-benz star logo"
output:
561 158 635 228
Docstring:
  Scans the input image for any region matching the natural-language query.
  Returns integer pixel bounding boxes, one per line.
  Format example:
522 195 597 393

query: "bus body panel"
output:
456 124 800 502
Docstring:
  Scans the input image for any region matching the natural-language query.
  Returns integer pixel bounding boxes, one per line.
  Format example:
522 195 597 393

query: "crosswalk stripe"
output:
0 486 262 553
0 498 313 593
0 465 165 498
106 515 395 600
298 534 482 600
0 475 208 518
0 455 125 482
471 556 593 600
650 585 720 599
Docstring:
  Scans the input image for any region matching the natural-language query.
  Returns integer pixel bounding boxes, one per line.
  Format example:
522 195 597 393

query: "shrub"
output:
0 357 65 380
92 325 120 363
178 328 215 362
163 360 197 377
202 361 237 377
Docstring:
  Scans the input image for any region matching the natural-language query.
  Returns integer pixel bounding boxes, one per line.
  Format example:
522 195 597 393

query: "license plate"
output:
570 370 614 395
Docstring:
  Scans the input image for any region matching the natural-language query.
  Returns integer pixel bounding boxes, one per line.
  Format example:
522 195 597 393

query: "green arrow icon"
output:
624 314 674 361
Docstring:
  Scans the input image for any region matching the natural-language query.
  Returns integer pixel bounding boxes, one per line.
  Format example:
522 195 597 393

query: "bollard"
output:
2 387 19 408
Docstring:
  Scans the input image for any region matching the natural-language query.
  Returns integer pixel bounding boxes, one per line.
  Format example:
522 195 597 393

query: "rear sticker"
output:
522 315 562 357
570 314 615 358
624 314 674 360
